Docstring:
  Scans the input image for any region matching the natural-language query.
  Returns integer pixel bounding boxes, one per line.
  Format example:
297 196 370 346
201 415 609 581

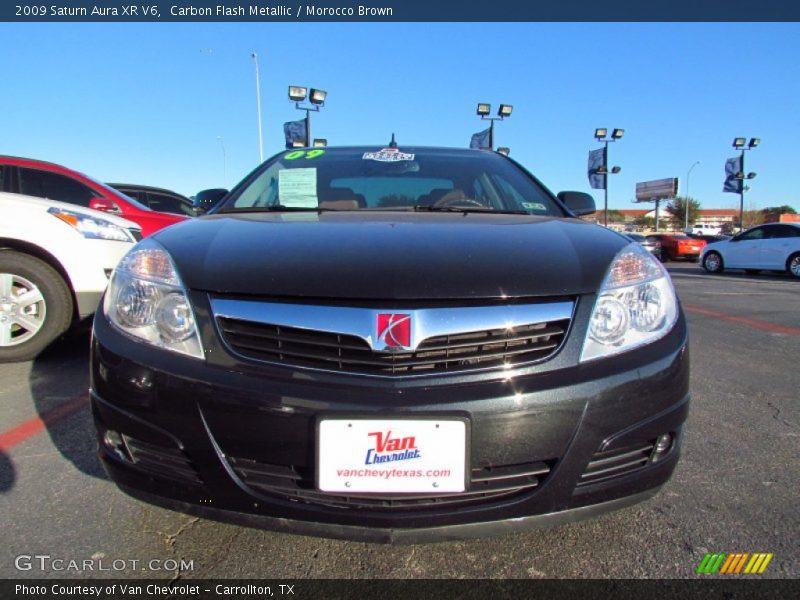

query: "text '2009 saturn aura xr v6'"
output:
91 146 689 543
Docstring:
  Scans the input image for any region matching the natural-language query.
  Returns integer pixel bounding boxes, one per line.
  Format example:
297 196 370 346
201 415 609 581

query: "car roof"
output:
278 146 500 156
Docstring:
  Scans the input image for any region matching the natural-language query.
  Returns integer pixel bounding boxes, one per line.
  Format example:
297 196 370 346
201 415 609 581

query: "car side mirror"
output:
89 198 120 214
194 188 229 213
557 191 596 217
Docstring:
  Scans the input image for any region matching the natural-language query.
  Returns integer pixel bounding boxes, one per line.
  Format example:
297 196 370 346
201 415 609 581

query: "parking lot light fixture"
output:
592 127 624 227
309 88 327 105
289 84 327 146
685 161 700 231
497 147 510 156
313 139 328 148
288 86 307 102
291 140 305 148
731 136 759 233
476 102 512 150
252 53 264 163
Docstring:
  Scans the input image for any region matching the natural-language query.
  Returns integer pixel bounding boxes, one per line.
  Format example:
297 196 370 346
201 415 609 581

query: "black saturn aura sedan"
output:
91 145 689 543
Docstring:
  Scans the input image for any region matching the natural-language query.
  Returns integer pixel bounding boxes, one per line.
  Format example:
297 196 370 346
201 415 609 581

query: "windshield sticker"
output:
522 202 546 211
285 149 326 161
363 148 415 162
278 168 318 208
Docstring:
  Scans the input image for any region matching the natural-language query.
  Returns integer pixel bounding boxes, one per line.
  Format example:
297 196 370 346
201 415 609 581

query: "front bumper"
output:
90 297 690 543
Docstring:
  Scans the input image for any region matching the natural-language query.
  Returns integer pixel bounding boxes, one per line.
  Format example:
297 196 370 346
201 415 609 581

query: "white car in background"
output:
0 191 141 362
700 222 800 278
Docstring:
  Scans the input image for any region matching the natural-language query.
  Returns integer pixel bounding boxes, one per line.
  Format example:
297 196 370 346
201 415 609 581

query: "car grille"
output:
122 435 202 485
216 317 569 375
228 456 553 510
577 440 655 487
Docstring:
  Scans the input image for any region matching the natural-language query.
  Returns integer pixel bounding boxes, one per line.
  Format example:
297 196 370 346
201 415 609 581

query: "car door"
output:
724 226 766 268
760 225 800 269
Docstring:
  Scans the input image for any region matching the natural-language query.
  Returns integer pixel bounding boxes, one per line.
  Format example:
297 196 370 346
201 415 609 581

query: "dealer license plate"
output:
317 418 467 494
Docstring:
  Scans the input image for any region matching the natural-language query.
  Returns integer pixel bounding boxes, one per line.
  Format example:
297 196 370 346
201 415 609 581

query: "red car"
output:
0 156 187 237
648 233 707 261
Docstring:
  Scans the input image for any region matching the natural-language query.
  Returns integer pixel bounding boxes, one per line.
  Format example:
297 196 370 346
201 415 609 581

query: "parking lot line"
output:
684 304 800 337
0 393 88 452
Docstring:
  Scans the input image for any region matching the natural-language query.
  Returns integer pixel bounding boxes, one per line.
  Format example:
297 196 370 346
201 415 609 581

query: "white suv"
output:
0 191 141 362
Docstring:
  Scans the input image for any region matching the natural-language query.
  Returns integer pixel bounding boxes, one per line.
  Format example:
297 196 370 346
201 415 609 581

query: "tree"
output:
761 205 798 223
606 209 624 223
666 196 701 231
633 215 655 231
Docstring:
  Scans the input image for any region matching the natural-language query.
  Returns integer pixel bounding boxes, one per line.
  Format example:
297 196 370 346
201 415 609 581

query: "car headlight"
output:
48 207 134 242
581 242 678 362
103 239 204 359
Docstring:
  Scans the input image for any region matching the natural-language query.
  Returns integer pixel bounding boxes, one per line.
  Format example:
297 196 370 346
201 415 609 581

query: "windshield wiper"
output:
413 205 529 215
215 205 331 214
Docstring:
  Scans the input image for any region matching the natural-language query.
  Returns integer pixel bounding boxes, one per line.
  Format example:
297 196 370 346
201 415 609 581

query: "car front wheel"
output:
788 253 800 279
702 251 724 274
0 252 73 363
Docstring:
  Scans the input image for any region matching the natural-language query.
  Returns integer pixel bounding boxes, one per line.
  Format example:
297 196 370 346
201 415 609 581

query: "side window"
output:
738 227 764 241
19 168 97 207
770 225 800 239
149 193 190 215
121 189 147 203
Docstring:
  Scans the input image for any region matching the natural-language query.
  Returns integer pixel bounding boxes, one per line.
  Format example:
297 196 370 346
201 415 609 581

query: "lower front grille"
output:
577 441 655 487
122 436 202 485
217 317 569 376
228 456 553 510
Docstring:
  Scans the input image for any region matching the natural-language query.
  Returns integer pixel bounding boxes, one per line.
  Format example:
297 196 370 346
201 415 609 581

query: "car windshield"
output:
217 147 565 215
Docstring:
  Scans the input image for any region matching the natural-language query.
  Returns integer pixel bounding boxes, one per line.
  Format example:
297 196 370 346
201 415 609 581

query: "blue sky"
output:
1 22 798 210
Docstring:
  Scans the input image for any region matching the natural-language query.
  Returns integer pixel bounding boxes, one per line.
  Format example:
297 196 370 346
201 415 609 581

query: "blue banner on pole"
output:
723 156 743 193
284 119 307 148
588 148 606 190
470 128 491 149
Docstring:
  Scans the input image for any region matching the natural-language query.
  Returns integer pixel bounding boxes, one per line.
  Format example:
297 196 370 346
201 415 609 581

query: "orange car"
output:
648 233 707 261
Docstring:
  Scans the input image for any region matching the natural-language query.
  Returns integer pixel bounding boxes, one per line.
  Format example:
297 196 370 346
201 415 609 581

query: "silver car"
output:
626 233 662 261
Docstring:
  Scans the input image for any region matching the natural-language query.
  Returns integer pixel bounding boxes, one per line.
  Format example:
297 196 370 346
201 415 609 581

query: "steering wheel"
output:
432 196 487 209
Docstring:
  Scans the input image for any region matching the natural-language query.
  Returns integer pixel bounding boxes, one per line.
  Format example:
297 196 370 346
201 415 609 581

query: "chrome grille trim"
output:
210 298 574 353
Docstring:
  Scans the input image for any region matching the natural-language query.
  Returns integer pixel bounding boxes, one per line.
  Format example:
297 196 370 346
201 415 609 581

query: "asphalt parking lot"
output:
0 264 797 579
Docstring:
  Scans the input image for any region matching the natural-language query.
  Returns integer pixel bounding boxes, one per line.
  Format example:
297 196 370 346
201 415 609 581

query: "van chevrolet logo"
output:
376 314 411 350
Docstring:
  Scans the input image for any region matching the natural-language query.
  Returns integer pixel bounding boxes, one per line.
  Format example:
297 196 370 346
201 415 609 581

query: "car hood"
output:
153 212 628 299
0 191 141 230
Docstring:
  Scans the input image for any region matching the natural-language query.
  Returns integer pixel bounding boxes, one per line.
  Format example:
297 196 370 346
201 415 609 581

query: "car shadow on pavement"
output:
0 450 15 493
29 320 108 480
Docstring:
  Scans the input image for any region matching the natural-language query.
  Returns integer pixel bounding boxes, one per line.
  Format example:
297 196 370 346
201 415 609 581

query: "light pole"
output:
685 161 700 231
476 103 513 150
288 86 327 146
251 52 264 163
732 137 759 231
593 128 624 227
216 136 227 187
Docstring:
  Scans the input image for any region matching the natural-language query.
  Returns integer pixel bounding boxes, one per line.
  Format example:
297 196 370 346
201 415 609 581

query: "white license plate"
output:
317 418 467 493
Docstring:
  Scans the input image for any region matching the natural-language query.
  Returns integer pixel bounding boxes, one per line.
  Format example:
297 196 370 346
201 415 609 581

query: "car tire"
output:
0 251 73 363
702 251 724 274
787 253 800 279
